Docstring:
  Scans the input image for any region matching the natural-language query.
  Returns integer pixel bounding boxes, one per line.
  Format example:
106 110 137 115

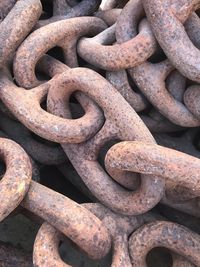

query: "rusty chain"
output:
1 0 200 266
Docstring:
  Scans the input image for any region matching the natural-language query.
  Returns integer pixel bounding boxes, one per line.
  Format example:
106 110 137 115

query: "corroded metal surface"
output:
142 0 200 83
77 19 157 70
0 138 31 222
22 181 111 260
47 68 164 215
33 203 160 267
129 221 200 266
0 114 66 165
0 0 42 68
105 141 200 196
0 0 17 20
36 0 101 28
17 51 164 215
14 17 106 88
0 0 200 266
115 0 200 127
0 69 104 144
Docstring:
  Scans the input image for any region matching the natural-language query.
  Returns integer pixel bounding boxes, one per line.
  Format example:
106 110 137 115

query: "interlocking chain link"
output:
1 0 200 266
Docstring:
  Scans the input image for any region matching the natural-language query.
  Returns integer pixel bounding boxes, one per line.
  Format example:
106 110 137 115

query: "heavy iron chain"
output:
1 0 200 266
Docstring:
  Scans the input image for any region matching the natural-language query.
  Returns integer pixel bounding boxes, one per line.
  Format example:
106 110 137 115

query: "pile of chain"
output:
2 0 200 266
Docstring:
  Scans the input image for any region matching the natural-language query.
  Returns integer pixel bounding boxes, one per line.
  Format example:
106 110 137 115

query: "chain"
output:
0 0 200 266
